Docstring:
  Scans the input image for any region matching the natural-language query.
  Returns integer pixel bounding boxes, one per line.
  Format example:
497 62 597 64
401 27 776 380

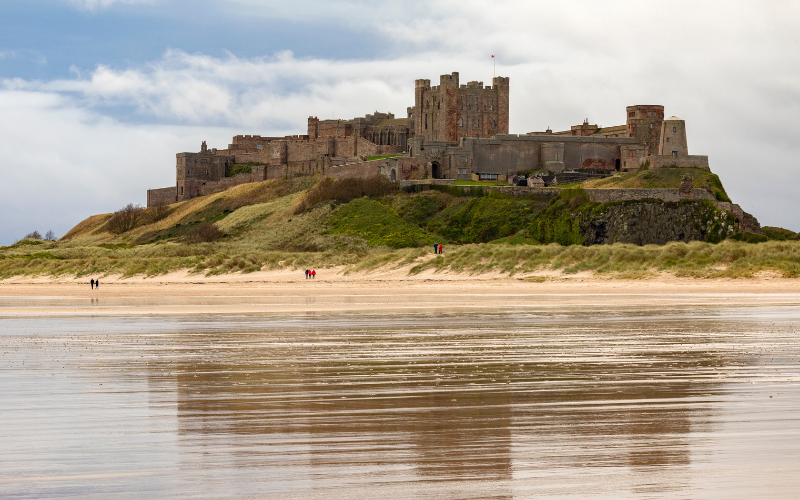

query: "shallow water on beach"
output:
2 300 800 499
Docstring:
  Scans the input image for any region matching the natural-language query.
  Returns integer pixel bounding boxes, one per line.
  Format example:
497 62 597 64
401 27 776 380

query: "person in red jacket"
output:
311 270 316 279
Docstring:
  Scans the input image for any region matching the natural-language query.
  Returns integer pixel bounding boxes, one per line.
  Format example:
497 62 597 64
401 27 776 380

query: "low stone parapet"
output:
584 188 715 203
646 155 710 171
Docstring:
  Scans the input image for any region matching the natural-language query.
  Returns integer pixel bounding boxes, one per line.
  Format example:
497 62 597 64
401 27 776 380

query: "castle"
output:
147 71 709 207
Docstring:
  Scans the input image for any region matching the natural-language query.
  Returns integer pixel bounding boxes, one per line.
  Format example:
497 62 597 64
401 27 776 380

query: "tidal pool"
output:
2 301 800 498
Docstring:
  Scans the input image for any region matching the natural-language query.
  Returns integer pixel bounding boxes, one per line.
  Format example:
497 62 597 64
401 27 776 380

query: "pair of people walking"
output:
90 278 100 289
304 269 317 279
433 243 444 255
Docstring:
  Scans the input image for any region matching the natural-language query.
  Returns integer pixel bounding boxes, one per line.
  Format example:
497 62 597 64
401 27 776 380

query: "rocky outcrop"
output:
578 200 737 245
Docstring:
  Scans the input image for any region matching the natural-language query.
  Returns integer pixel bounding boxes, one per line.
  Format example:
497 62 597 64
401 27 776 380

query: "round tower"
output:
658 116 689 156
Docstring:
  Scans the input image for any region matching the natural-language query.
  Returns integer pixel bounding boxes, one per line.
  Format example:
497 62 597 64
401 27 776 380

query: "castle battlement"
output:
149 70 712 212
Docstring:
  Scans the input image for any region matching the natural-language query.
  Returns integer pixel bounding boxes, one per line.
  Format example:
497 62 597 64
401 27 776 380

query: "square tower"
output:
626 105 664 153
413 72 509 143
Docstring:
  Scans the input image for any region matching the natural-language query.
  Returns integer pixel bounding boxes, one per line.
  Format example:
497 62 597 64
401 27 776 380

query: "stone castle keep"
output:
147 71 710 207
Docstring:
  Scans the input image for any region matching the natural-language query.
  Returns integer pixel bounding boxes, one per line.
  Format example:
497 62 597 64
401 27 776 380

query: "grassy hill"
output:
3 172 800 280
583 167 730 202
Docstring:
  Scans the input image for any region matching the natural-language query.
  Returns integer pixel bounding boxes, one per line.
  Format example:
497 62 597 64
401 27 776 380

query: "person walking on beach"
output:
95 279 99 288
305 269 309 279
311 270 316 279
90 278 95 289
434 243 439 254
439 243 443 255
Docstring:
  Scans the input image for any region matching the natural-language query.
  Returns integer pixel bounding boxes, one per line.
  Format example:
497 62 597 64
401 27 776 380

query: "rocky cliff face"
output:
577 201 737 245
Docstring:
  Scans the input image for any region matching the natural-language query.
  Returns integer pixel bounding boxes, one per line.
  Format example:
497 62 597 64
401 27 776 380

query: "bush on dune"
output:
184 222 225 243
294 176 397 214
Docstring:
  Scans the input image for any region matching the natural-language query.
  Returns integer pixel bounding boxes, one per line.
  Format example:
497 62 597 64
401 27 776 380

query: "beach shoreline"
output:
2 267 800 316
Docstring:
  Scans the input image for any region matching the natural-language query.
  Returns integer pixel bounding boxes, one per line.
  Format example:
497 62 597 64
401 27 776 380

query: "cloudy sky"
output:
1 0 799 244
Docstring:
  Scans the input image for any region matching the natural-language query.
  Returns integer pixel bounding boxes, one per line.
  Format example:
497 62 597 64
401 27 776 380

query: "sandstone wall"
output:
357 137 402 157
647 155 709 171
180 166 268 199
585 188 715 203
439 134 640 177
147 187 176 207
323 160 382 180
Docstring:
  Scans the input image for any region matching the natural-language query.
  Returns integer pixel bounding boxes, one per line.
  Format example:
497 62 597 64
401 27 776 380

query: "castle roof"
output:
596 125 627 133
375 118 408 126
664 116 682 121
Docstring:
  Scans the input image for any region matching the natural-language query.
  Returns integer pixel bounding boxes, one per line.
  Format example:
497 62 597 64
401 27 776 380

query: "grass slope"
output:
427 194 547 243
5 174 799 280
327 198 435 248
583 168 731 202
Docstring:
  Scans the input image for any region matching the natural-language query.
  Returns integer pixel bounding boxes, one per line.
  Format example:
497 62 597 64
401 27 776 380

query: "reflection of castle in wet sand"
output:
154 311 726 487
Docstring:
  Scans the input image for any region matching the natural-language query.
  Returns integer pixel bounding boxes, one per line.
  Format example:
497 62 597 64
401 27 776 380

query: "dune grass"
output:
5 174 799 281
4 237 800 280
406 240 800 278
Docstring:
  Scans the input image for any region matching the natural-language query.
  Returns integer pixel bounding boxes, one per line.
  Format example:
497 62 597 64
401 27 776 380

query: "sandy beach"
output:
2 267 800 316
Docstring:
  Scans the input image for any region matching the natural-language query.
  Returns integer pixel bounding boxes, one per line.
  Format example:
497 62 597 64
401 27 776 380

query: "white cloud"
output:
0 90 237 244
2 0 800 243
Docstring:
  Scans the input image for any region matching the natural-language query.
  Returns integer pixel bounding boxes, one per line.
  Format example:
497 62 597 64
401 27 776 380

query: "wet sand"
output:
2 268 800 316
2 271 800 498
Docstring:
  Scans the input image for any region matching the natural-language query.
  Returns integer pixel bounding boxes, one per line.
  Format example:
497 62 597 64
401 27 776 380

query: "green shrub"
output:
105 203 145 234
393 192 454 226
327 198 434 248
185 222 225 243
728 231 769 243
762 226 798 241
228 163 260 176
527 189 592 246
426 194 545 243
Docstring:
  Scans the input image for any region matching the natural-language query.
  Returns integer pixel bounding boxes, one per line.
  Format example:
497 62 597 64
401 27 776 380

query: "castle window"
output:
673 126 677 132
649 123 654 129
475 119 480 127
432 147 440 153
672 151 678 156
460 156 468 163
459 118 463 127
458 168 467 175
257 144 263 150
492 120 496 129
490 105 493 111
628 112 634 117
336 129 340 136
475 105 479 111
666 137 670 142
479 173 498 181
425 115 428 129
459 104 463 110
